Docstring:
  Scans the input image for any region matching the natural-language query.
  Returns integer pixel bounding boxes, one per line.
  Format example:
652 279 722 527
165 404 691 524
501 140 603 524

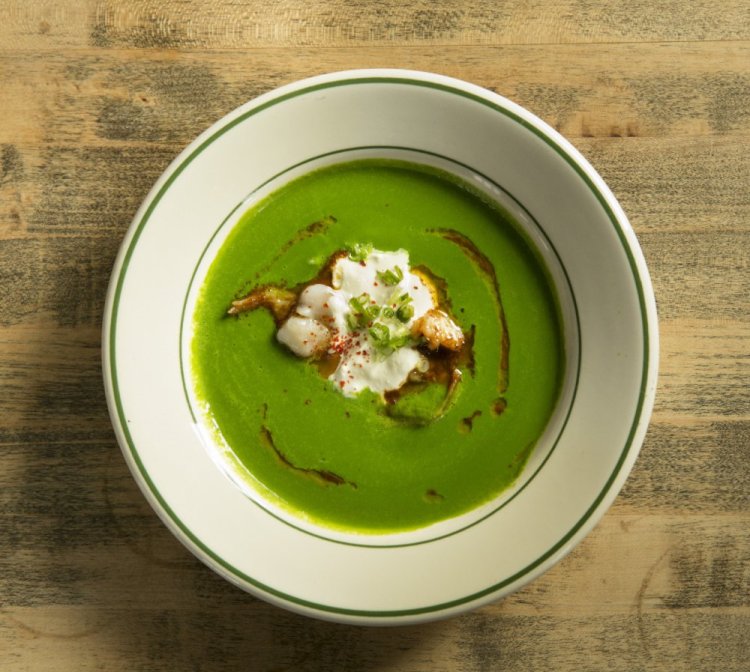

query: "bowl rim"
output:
102 68 659 624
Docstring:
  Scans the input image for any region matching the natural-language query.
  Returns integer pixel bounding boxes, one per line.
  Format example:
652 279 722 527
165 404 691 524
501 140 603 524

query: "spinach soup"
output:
191 159 564 533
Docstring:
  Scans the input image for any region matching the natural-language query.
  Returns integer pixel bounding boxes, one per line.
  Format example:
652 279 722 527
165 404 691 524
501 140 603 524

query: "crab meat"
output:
411 308 465 351
277 316 331 358
295 284 349 333
227 286 296 321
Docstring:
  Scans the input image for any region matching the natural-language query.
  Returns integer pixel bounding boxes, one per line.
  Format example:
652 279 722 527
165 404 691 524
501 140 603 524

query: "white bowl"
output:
103 69 658 624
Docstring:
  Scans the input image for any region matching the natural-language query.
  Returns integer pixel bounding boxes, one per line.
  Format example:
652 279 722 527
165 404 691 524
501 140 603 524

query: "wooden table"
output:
1 2 748 669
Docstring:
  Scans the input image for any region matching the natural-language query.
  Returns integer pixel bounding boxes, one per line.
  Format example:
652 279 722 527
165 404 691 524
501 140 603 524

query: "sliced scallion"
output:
377 265 404 286
347 242 373 263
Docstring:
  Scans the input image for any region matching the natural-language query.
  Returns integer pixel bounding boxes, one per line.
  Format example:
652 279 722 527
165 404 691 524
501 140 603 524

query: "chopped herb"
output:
347 293 381 330
396 292 412 307
347 242 373 263
389 333 412 349
367 321 412 350
348 294 368 315
368 322 391 348
377 265 404 286
363 303 380 320
396 303 414 322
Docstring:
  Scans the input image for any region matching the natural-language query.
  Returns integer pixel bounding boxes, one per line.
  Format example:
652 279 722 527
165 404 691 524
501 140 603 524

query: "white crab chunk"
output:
295 284 349 333
276 316 330 358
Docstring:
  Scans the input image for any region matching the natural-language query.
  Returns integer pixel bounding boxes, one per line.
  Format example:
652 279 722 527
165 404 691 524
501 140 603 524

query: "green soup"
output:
191 159 564 533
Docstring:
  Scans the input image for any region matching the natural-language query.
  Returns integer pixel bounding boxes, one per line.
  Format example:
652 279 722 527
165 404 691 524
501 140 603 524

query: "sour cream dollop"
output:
276 248 436 397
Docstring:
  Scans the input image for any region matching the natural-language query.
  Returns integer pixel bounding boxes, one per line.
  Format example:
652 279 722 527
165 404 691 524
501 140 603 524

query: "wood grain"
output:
2 0 750 50
0 0 748 670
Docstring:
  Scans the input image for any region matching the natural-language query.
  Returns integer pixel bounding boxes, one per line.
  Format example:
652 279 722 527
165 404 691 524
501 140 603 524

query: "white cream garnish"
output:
332 249 433 319
277 247 438 397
